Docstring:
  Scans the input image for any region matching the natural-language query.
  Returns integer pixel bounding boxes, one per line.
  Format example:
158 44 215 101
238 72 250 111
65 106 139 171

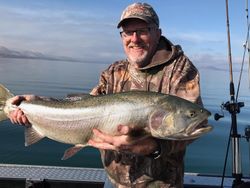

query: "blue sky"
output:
0 0 248 70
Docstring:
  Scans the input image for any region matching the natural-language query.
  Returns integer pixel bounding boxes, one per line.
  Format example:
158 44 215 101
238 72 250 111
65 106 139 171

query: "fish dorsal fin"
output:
62 144 86 160
24 126 45 146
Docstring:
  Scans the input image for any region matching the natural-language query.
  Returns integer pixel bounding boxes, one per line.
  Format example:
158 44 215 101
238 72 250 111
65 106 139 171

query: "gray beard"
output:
127 51 149 68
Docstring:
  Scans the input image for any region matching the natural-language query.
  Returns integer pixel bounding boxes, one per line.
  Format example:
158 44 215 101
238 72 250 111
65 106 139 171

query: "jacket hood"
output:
138 36 183 71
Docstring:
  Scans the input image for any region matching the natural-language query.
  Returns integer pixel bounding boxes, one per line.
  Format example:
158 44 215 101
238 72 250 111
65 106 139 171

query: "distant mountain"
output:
0 46 79 62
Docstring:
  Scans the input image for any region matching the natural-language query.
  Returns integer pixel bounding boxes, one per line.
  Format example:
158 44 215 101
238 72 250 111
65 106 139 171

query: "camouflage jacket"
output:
90 36 203 188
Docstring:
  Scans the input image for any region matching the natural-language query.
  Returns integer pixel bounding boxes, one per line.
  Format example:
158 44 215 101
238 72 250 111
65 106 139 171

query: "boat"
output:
0 163 249 188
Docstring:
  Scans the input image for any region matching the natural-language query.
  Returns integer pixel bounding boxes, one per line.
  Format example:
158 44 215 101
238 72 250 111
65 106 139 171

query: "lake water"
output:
0 57 250 177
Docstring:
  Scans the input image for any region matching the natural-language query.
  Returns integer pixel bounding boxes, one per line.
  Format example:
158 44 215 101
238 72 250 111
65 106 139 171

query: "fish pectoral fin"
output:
62 144 86 160
24 126 45 146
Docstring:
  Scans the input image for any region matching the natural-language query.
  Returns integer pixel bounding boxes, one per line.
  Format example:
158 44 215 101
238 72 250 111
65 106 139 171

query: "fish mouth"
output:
175 108 212 139
186 123 213 139
184 116 213 139
167 116 213 140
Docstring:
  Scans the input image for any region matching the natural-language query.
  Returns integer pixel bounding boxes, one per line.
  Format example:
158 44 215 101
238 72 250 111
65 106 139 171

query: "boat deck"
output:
0 163 249 188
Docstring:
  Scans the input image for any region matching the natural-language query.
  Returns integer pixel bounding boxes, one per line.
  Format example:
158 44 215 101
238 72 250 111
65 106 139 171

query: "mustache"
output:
128 42 146 48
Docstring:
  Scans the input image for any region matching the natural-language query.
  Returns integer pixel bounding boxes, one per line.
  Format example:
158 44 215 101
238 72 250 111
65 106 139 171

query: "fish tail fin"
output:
62 144 86 160
0 84 14 121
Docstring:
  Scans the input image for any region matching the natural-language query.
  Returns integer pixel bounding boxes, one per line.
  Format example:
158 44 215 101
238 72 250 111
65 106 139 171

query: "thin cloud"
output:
171 31 225 44
0 4 122 62
191 53 247 73
0 1 246 66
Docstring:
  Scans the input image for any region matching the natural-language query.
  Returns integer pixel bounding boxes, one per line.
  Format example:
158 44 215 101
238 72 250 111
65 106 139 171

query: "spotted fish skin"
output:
0 84 212 159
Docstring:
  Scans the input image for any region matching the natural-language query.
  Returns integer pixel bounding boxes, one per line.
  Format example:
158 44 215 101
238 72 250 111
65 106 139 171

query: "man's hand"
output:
88 124 158 156
8 95 37 125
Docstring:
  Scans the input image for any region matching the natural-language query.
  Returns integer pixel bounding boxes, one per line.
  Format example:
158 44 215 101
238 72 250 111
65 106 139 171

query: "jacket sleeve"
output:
90 70 108 96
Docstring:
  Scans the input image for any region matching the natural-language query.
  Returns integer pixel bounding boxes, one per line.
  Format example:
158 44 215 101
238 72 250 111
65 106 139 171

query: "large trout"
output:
0 84 212 159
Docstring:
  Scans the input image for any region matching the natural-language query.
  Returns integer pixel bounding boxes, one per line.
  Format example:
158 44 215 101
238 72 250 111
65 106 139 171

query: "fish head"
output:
149 98 212 140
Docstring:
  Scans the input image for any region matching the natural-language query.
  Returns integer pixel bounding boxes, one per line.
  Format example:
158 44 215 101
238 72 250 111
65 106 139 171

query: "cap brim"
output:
117 16 150 28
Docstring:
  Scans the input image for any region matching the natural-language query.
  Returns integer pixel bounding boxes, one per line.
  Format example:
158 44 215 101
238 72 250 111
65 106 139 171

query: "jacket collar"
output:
137 36 183 71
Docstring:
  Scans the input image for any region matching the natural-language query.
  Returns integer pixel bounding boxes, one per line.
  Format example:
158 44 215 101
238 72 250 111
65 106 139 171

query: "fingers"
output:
11 96 24 106
92 128 115 144
11 95 36 106
92 127 130 144
88 139 117 151
117 124 130 134
89 128 130 150
88 127 159 156
9 108 29 125
119 137 158 155
88 128 117 150
24 95 38 101
9 95 32 126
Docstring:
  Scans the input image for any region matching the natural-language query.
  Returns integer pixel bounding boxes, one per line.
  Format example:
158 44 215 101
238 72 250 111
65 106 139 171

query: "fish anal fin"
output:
25 126 45 146
62 144 86 160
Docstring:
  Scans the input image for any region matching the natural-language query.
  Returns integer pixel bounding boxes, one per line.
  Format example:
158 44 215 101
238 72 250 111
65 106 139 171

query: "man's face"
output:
120 19 161 68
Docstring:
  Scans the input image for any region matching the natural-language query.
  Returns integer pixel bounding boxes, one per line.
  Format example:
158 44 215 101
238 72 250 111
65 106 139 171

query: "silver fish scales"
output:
0 84 212 160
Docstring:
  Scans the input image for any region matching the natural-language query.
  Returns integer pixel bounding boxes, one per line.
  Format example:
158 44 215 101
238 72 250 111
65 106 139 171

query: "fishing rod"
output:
214 0 250 187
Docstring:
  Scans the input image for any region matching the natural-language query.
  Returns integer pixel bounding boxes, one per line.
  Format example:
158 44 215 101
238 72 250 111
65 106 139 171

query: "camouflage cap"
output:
117 3 159 28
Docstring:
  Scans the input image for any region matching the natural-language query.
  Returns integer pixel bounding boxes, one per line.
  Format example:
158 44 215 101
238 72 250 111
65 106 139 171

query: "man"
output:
9 2 203 188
